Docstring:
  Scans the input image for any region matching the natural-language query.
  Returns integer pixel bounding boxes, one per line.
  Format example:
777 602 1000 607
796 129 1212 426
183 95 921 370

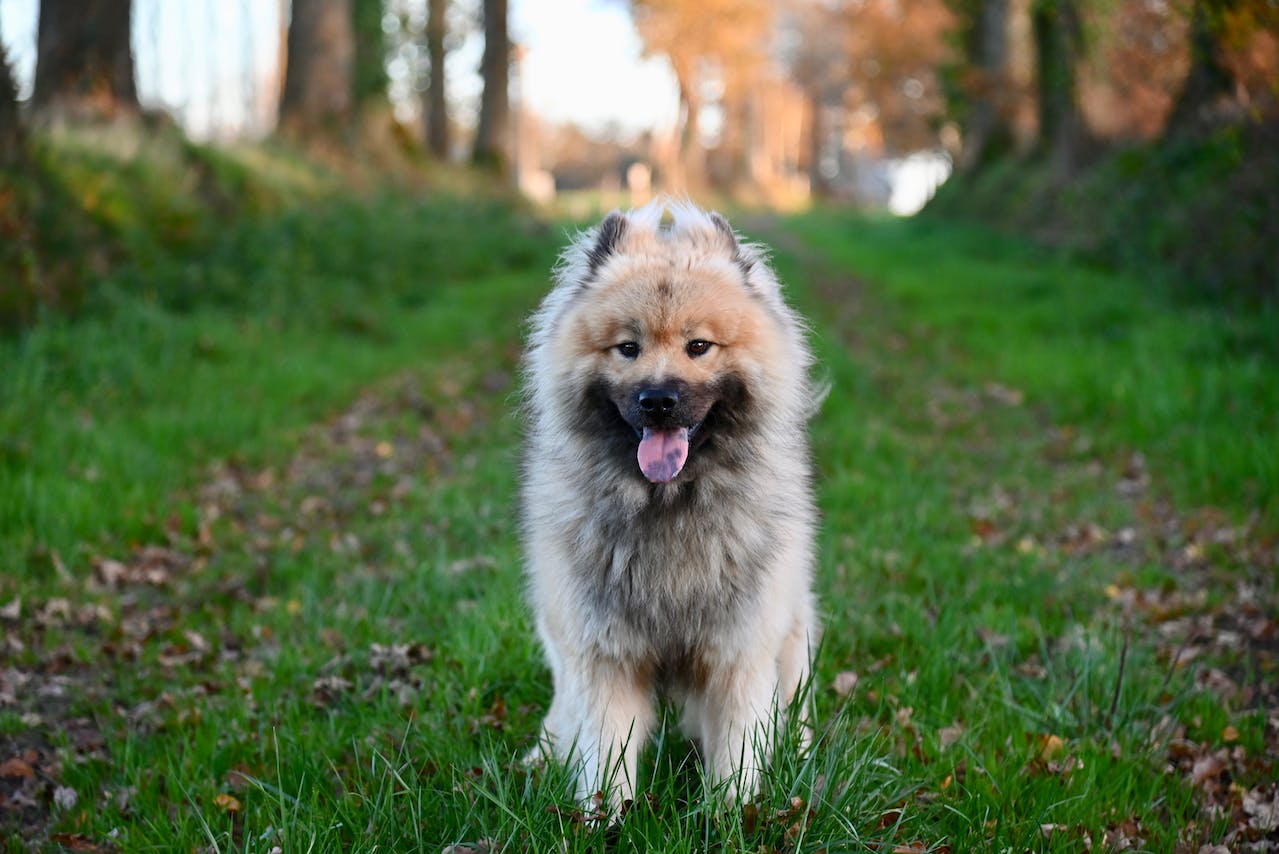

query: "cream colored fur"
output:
520 199 821 809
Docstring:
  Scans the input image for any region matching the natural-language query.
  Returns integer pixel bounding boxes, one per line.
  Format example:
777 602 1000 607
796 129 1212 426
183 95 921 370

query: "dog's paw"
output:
520 744 549 769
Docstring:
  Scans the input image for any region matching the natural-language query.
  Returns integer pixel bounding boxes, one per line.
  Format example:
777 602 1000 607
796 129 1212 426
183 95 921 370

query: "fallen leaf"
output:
214 792 242 812
312 675 353 705
938 723 965 750
1190 752 1228 787
0 756 34 778
1220 725 1239 742
0 597 19 620
96 559 129 588
441 841 498 854
878 808 903 829
53 786 78 810
1046 755 1084 777
1243 788 1279 832
1036 734 1065 761
984 382 1024 406
470 695 509 733
970 518 997 541
832 671 859 697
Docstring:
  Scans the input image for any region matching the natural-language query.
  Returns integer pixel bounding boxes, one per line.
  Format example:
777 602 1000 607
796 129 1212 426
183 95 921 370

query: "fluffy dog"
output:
520 200 820 808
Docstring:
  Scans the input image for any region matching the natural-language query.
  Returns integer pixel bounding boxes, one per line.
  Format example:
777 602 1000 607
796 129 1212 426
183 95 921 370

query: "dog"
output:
520 200 821 809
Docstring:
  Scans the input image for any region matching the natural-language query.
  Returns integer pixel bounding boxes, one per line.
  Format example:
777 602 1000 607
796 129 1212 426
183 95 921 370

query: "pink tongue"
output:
637 427 690 483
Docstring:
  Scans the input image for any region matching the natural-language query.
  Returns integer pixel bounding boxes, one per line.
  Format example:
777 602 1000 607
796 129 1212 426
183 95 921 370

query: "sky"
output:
0 0 679 139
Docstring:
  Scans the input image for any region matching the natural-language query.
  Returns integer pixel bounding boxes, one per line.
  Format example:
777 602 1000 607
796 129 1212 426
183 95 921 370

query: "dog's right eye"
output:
615 342 640 359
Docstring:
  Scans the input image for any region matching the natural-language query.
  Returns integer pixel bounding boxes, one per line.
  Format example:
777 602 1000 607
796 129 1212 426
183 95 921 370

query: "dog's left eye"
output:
686 339 713 357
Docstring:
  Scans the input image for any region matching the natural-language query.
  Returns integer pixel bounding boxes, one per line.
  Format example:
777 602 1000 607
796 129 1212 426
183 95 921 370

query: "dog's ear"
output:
587 211 628 278
708 211 738 252
709 211 755 279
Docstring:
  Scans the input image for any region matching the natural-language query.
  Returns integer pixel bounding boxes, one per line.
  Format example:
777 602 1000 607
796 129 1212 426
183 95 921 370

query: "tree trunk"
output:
472 0 509 171
1164 0 1237 137
280 0 355 134
352 0 387 106
669 55 703 191
1032 0 1088 177
425 0 449 158
1 37 24 166
806 86 830 199
718 85 751 192
958 0 1014 172
32 0 138 121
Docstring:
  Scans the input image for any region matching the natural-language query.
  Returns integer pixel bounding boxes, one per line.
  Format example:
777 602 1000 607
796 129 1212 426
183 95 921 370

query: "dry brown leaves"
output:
0 745 65 839
1082 464 1279 850
739 795 820 849
961 429 1278 849
5 369 505 844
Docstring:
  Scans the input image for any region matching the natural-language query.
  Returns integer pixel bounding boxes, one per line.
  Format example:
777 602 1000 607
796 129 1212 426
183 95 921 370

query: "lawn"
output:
2 176 1275 851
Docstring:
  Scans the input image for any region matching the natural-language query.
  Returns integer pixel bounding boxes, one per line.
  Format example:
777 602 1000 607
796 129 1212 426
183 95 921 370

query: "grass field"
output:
1 178 1276 851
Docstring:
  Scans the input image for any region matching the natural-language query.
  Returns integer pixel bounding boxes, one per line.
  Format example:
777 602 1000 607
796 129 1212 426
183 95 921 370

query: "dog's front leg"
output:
698 660 780 802
548 656 655 811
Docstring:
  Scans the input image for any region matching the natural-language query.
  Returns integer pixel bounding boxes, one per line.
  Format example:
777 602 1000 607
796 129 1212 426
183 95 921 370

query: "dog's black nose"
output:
638 386 679 414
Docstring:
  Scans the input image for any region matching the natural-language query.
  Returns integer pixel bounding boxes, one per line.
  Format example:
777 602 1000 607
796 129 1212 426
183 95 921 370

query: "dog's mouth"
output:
634 423 701 483
598 376 742 486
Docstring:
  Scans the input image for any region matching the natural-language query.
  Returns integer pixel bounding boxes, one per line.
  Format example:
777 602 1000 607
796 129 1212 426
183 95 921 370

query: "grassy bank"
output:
787 212 1278 528
2 155 1275 851
1 133 548 581
924 122 1279 305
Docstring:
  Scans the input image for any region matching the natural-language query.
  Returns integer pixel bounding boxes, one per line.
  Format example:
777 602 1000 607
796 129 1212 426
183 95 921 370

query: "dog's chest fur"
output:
566 472 788 663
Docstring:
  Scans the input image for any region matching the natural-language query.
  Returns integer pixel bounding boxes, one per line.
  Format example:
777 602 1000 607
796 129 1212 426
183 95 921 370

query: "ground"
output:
1 196 1276 852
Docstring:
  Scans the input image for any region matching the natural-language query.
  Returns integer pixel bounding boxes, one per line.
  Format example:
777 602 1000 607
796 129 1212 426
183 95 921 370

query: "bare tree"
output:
280 0 356 133
32 0 138 121
782 2 845 197
425 0 450 158
352 0 388 106
956 0 1015 171
472 0 509 170
631 0 772 191
1 36 23 165
1164 0 1238 137
1033 0 1089 175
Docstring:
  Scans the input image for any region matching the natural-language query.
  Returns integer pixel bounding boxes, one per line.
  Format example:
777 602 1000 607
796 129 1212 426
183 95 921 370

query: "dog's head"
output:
528 201 814 485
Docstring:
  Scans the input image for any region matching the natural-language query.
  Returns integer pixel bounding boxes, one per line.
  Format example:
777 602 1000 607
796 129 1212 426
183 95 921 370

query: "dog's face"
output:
548 211 787 483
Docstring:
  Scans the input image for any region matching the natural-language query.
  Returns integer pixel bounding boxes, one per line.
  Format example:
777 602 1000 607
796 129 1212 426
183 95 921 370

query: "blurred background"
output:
3 0 1276 210
1 0 1277 326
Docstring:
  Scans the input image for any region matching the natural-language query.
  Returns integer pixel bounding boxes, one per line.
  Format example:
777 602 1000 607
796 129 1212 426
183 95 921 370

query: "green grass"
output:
2 168 1274 851
787 212 1278 527
0 188 548 576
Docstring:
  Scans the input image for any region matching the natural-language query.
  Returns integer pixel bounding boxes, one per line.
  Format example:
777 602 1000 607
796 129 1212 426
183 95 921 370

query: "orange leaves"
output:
213 792 242 812
1035 733 1065 761
1025 733 1084 779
